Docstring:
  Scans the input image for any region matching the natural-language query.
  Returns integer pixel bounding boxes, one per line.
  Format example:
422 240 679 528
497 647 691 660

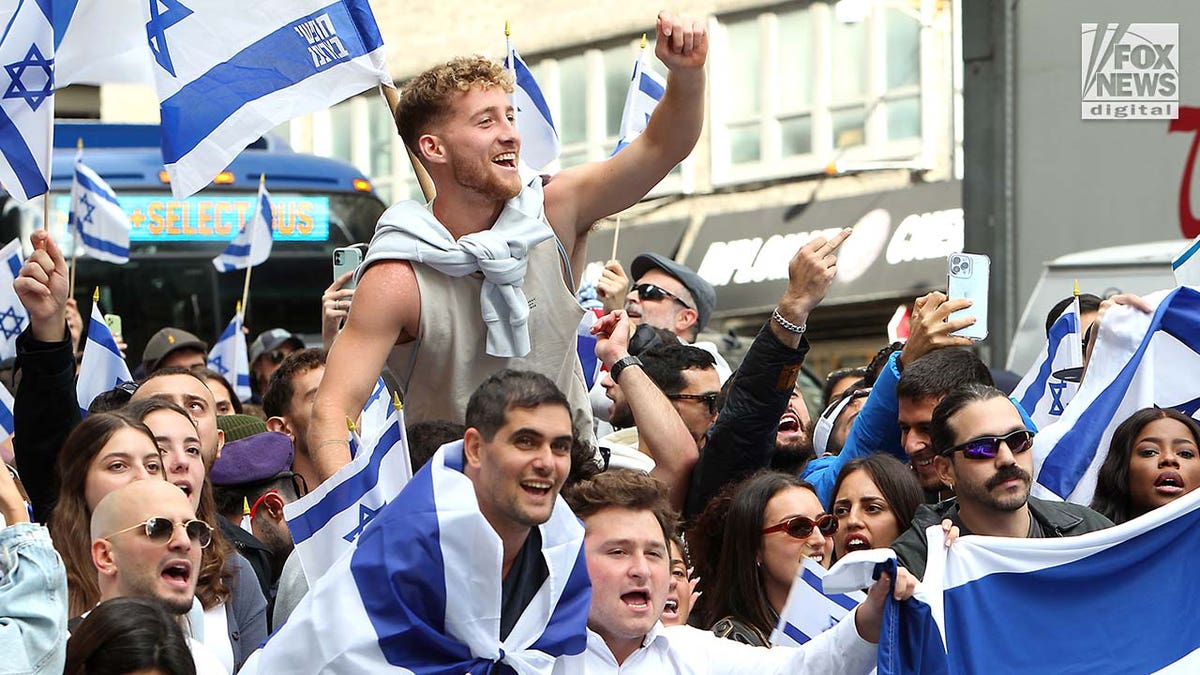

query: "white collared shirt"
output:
579 610 876 675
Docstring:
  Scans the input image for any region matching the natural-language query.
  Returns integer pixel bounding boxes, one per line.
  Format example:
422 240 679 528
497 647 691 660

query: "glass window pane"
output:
832 107 865 149
557 55 587 145
726 19 761 119
330 103 354 162
369 103 394 177
830 19 866 103
605 45 635 137
887 96 921 140
887 9 922 90
778 9 813 112
730 124 761 164
781 116 812 157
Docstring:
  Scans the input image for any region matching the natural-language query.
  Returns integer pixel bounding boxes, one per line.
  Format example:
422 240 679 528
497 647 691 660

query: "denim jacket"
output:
0 523 67 675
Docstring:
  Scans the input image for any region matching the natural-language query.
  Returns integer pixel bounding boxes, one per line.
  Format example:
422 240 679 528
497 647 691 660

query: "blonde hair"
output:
396 55 514 154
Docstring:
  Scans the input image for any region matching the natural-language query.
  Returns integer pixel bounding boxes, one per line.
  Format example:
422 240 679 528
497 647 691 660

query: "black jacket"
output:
890 496 1115 579
684 323 809 519
13 327 80 523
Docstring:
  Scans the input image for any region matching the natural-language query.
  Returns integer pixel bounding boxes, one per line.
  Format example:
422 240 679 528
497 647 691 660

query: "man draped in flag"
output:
209 307 251 402
243 370 590 673
504 38 560 171
1033 287 1200 504
613 37 667 156
0 239 30 361
310 12 708 487
145 0 392 198
213 178 273 272
0 0 54 202
69 148 132 264
76 289 132 414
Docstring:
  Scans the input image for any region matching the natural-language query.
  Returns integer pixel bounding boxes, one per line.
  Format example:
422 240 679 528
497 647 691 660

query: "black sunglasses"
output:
666 392 720 415
105 517 214 548
762 513 838 539
633 283 693 310
942 430 1035 460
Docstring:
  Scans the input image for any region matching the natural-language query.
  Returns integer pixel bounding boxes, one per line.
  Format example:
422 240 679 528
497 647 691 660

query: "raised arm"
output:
308 260 417 481
544 11 707 253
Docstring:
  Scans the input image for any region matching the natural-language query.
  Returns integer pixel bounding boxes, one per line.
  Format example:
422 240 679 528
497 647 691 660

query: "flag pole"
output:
379 85 435 202
68 141 83 297
610 216 621 262
505 21 517 126
41 120 54 232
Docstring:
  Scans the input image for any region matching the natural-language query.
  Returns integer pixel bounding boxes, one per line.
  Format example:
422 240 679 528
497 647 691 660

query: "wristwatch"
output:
609 355 644 383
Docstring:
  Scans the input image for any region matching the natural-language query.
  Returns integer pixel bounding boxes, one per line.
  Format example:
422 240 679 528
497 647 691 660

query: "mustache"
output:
986 465 1031 490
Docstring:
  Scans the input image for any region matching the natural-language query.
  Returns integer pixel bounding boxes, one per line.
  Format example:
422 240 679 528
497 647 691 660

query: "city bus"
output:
0 123 387 361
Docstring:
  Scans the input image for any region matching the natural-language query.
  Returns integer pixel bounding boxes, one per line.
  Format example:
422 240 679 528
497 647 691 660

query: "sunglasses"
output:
633 283 693 310
105 517 214 548
666 392 720 415
762 513 838 539
942 429 1035 460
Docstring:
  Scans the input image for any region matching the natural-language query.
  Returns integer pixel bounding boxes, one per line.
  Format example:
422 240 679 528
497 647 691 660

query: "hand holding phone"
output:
332 247 363 290
947 253 990 340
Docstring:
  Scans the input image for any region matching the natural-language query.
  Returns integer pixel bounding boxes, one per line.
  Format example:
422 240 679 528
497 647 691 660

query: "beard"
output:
610 402 636 430
449 152 522 202
957 464 1032 513
771 435 815 474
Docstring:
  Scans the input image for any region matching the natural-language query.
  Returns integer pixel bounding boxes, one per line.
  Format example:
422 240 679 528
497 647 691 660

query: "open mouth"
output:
172 481 192 497
621 590 651 610
662 598 679 619
161 561 192 588
778 412 801 434
492 152 517 168
806 552 824 565
520 480 553 498
1155 471 1185 495
843 535 872 554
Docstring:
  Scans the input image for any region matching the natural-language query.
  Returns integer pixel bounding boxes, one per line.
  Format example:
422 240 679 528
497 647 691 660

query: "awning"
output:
684 181 963 318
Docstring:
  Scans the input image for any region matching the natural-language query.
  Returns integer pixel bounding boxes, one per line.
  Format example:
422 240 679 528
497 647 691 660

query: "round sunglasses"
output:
942 430 1035 460
104 517 214 548
762 513 838 539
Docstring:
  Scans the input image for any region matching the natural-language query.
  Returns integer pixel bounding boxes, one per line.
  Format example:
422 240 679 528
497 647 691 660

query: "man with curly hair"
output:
309 11 708 483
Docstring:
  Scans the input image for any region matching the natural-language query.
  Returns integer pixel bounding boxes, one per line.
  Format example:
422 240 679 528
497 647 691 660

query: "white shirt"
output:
578 611 876 675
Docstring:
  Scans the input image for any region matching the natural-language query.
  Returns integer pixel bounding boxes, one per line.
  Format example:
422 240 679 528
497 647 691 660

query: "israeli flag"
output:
77 299 132 415
148 0 392 198
251 439 589 673
207 309 251 402
881 492 1200 674
504 45 559 171
770 557 866 647
212 181 273 272
612 53 666 155
69 152 132 264
1173 235 1200 287
283 398 411 584
0 379 13 442
1033 287 1200 504
1011 296 1082 429
355 376 390 451
53 0 155 86
0 0 53 202
0 239 29 361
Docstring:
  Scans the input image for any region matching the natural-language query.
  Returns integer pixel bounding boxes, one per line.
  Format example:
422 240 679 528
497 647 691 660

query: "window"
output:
711 2 928 185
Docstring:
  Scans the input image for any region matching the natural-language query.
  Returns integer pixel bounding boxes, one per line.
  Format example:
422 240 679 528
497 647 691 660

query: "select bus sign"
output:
1082 23 1179 120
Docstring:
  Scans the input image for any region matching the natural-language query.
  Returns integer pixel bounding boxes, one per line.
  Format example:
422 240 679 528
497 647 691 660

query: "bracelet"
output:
771 308 807 335
609 355 644 383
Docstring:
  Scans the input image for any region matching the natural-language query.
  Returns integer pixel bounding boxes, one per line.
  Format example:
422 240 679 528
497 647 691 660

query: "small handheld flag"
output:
504 33 560 170
77 288 132 415
208 305 252 402
0 0 54 202
0 240 30 361
69 147 133 264
612 36 666 155
213 178 274 272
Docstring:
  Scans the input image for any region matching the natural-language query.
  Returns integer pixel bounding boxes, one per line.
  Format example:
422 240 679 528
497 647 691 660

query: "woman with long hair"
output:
700 471 836 646
1092 407 1200 524
830 454 923 560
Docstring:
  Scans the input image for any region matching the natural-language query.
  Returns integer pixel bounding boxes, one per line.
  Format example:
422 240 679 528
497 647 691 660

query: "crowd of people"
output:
2 9 1197 675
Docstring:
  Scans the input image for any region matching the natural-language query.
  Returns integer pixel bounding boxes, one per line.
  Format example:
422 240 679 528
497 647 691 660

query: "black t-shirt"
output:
499 528 549 641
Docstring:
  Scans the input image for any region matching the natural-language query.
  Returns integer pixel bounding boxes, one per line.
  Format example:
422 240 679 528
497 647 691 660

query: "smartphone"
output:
333 247 363 290
103 313 122 339
947 253 990 341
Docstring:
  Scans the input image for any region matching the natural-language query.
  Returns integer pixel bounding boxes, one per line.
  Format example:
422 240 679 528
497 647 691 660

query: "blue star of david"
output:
208 355 227 375
77 193 96 226
0 306 25 340
3 43 53 111
343 502 385 542
1048 380 1069 416
146 0 193 77
1171 395 1200 418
